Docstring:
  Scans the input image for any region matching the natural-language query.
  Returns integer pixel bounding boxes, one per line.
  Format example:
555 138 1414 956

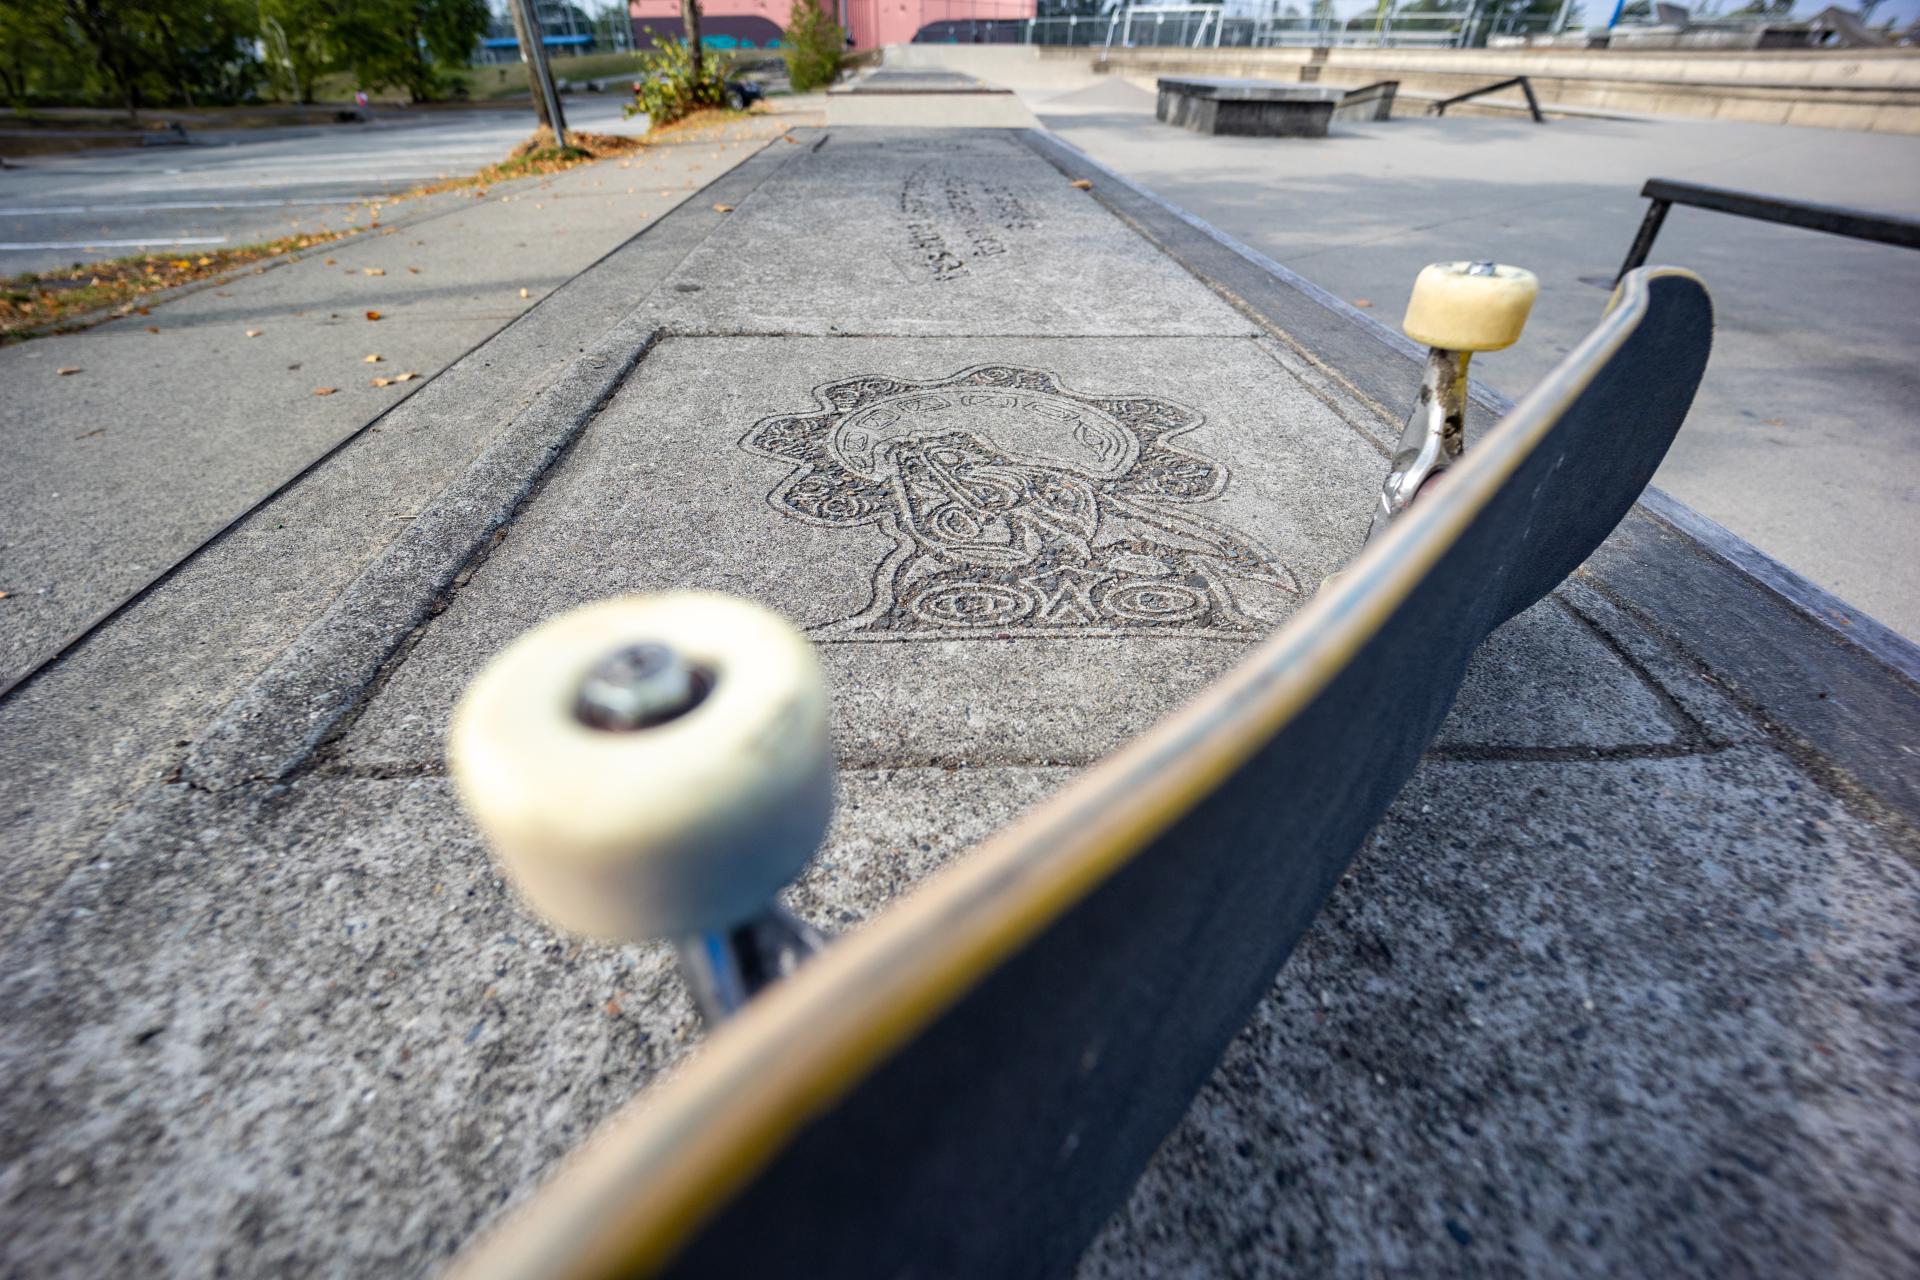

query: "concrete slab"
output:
0 112 804 690
1 122 1915 1280
645 130 1244 335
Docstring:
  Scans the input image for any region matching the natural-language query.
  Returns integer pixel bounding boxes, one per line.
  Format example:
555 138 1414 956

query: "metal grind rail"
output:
1617 178 1920 284
1431 76 1545 124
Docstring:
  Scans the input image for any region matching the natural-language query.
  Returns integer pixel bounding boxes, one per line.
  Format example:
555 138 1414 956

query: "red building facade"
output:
628 0 1037 54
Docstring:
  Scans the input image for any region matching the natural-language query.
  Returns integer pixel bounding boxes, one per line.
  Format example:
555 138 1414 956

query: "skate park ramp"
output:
1 124 1915 1280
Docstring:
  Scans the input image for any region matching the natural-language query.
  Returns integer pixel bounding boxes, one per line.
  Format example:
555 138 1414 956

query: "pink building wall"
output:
629 0 1035 55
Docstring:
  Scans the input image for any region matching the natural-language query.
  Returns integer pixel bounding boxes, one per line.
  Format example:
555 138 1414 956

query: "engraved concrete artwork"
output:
894 164 1039 285
742 365 1300 641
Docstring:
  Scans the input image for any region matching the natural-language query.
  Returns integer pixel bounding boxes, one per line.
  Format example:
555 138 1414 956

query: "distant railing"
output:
913 7 1567 49
1616 178 1920 284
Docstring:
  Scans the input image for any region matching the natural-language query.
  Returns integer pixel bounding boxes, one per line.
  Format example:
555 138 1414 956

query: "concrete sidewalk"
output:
1031 79 1920 638
0 105 817 690
0 125 1914 1280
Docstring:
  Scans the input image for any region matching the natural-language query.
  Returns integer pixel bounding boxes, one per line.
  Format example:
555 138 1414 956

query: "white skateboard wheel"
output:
1401 261 1538 352
448 592 833 941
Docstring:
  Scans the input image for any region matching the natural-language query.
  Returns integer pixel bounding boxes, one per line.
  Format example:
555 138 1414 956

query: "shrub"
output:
622 34 726 128
782 0 843 94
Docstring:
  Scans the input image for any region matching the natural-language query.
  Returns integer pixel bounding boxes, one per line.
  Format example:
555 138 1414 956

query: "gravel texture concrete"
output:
1030 78 1920 640
1 124 1914 1280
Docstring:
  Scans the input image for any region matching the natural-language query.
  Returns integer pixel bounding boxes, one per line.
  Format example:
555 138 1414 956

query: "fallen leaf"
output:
712 203 734 213
1069 178 1093 190
372 376 394 387
215 290 232 297
518 288 529 299
364 353 384 363
1352 298 1373 308
57 366 80 376
394 371 419 382
137 306 150 316
324 258 337 265
145 326 160 334
1763 418 1785 426
783 133 800 144
75 427 105 440
0 590 8 600
312 386 337 396
365 310 382 321
196 256 212 266
363 267 385 276
605 997 622 1017
406 267 420 274
246 328 263 337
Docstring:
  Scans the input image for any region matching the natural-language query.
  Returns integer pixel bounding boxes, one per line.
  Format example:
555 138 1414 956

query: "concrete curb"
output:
179 317 660 792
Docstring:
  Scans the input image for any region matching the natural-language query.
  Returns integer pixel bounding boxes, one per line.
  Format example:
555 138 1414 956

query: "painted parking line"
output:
0 235 230 251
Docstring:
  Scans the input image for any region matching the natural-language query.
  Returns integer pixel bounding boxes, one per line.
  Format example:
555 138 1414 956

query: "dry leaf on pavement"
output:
713 203 734 213
364 353 383 363
365 310 382 321
57 366 80 375
406 267 420 274
394 371 419 382
312 386 337 396
518 288 529 298
145 326 159 334
372 376 394 388
1352 299 1373 308
324 258 336 265
783 133 800 144
246 329 263 337
363 267 385 276
1069 179 1092 190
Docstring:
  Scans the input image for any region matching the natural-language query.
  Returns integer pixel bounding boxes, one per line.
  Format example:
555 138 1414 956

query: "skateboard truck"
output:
447 593 836 1026
1366 260 1537 544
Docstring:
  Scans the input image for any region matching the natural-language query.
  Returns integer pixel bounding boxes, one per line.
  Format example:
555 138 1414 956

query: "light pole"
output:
512 0 569 144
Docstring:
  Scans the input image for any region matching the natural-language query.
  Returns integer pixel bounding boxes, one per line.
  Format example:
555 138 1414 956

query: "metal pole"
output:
1615 198 1671 284
513 0 568 143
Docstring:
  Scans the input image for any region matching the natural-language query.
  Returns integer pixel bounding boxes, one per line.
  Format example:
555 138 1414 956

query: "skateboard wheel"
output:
448 592 833 941
1402 261 1538 352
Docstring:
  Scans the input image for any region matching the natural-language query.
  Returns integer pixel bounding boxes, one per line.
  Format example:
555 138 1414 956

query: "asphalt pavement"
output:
0 97 646 276
1027 78 1920 638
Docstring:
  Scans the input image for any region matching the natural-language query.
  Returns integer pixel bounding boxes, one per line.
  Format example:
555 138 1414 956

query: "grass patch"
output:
0 228 360 344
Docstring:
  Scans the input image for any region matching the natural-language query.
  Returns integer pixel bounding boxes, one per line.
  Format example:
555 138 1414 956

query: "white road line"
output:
0 197 383 216
0 235 230 250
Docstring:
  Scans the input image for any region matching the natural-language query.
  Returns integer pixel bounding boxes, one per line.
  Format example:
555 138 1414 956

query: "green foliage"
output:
332 0 491 103
0 0 488 110
781 0 843 94
621 34 726 128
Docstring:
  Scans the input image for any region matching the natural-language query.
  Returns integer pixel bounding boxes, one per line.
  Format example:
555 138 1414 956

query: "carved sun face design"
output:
741 365 1298 640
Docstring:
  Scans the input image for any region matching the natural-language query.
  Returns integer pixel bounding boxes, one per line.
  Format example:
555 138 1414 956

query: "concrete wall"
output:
884 43 1920 133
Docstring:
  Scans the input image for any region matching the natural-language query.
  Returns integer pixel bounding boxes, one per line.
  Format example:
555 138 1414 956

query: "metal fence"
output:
914 5 1569 49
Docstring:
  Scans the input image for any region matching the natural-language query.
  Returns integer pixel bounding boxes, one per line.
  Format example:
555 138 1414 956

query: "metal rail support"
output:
1431 75 1544 123
1615 178 1920 284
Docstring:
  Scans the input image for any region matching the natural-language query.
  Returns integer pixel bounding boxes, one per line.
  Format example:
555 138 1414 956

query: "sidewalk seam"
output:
179 317 661 793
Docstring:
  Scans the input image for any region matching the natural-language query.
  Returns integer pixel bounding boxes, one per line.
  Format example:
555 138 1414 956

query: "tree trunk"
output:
510 0 552 127
681 0 705 86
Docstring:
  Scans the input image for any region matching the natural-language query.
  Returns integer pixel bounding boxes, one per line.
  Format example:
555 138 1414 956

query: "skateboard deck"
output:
449 265 1713 1280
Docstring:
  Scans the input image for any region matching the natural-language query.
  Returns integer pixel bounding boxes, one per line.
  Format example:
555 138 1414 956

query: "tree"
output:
783 0 843 94
334 0 489 103
681 0 705 90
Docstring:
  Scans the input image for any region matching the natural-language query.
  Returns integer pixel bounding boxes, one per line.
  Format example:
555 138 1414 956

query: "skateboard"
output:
442 264 1713 1279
